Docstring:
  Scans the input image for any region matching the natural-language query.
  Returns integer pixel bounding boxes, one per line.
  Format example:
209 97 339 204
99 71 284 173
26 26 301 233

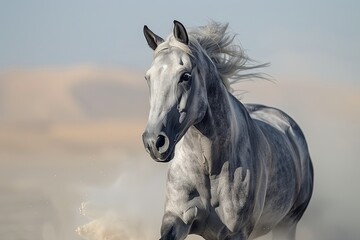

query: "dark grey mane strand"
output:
187 21 269 91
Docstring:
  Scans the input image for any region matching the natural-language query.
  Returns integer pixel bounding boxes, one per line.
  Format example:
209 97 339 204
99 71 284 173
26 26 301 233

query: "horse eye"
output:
179 72 192 83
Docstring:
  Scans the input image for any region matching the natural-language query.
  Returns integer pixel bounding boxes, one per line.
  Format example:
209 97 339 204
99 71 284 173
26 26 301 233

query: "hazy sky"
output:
1 0 359 85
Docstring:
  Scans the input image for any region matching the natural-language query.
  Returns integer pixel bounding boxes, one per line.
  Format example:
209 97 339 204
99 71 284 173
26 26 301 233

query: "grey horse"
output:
142 20 313 240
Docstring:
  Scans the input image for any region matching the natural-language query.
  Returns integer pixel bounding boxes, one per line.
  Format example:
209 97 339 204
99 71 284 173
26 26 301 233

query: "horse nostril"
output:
155 133 169 154
155 135 165 150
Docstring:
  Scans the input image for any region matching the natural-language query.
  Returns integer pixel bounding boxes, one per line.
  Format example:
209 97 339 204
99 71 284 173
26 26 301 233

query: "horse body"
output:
162 94 312 240
142 21 313 240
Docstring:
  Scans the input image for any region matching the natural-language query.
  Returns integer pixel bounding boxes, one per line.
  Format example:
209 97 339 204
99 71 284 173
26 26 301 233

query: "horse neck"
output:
175 75 241 171
195 73 250 141
191 74 254 174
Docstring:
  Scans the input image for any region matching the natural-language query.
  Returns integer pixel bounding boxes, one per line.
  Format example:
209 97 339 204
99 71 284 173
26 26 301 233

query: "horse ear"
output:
143 25 164 51
173 20 189 45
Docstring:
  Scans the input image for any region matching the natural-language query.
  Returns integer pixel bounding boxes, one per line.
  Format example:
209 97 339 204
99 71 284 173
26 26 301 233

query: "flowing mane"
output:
156 21 268 92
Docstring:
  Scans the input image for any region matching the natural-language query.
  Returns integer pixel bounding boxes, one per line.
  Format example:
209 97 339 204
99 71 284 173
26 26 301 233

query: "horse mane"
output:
155 21 269 92
189 21 269 91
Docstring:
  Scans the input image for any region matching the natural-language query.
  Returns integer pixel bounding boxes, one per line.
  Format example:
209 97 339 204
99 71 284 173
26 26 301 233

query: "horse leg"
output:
159 212 191 240
272 182 313 240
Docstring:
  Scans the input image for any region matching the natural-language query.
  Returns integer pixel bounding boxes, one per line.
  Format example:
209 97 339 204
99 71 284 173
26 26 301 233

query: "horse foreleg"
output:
160 211 192 240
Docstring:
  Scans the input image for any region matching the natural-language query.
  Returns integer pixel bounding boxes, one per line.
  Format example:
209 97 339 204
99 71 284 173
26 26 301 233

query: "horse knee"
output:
182 206 199 225
161 212 189 240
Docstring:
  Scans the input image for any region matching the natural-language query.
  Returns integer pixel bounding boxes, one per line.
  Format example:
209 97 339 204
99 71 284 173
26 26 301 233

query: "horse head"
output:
142 21 208 162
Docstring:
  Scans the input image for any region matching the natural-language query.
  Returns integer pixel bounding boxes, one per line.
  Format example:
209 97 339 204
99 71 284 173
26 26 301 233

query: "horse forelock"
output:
154 36 192 57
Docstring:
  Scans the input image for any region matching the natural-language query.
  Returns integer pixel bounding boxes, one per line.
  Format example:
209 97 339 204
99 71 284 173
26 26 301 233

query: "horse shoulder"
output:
164 143 210 225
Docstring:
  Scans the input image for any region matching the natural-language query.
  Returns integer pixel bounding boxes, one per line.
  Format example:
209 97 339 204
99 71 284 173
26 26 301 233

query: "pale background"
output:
0 1 359 240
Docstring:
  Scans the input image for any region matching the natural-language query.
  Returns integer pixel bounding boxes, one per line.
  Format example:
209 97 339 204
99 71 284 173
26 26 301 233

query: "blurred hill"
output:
0 66 148 155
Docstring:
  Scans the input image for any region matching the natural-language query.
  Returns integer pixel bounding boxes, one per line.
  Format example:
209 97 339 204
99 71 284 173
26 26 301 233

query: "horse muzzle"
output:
142 130 174 162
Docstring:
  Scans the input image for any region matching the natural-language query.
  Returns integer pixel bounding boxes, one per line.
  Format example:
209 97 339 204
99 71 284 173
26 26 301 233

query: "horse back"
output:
245 103 312 175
